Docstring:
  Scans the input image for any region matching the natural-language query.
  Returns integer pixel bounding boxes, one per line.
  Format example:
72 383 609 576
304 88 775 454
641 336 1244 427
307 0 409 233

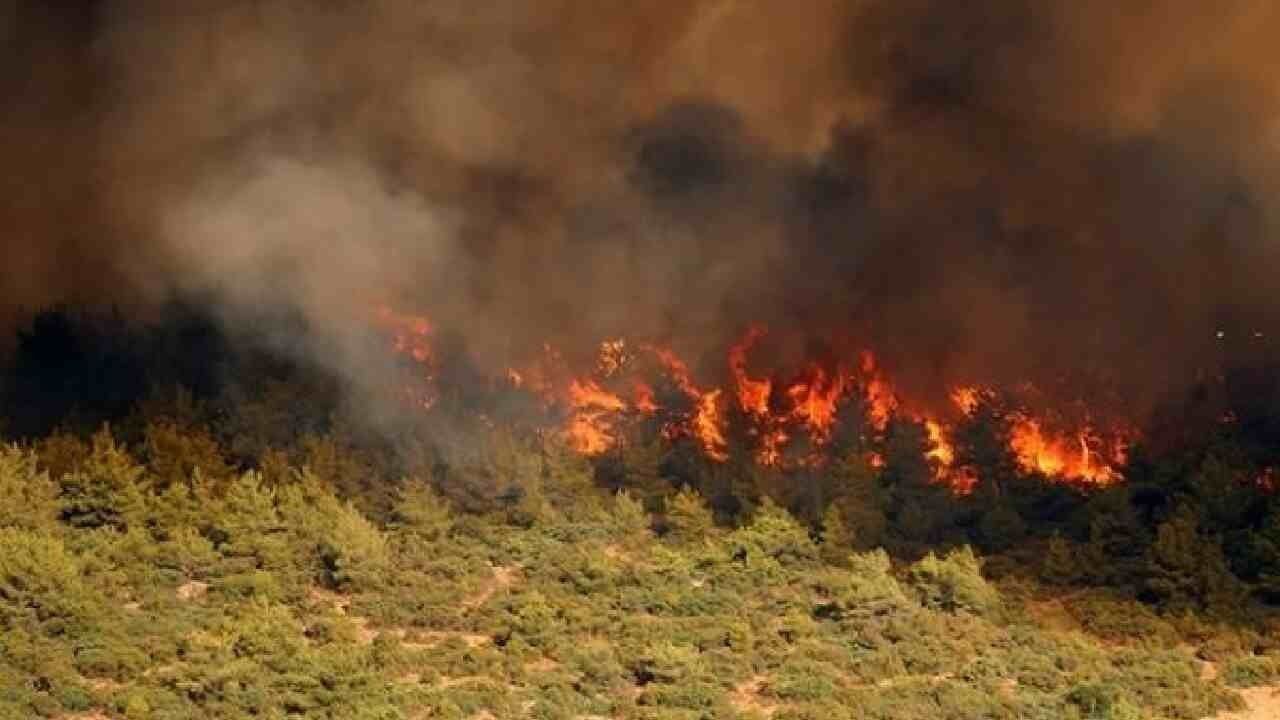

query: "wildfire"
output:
726 327 872 465
925 420 954 466
371 306 1131 487
729 326 773 418
373 305 438 409
633 382 658 414
860 352 898 430
693 390 730 461
565 379 627 455
951 386 981 415
785 364 850 443
1007 417 1124 484
646 345 729 460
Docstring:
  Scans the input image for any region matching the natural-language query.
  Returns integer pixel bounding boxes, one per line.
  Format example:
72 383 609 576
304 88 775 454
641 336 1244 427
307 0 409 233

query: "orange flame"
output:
1007 416 1124 484
784 364 850 443
729 326 772 418
693 390 729 461
951 386 981 415
648 345 728 459
371 305 1131 486
925 419 954 466
633 381 658 414
565 379 626 455
860 352 898 430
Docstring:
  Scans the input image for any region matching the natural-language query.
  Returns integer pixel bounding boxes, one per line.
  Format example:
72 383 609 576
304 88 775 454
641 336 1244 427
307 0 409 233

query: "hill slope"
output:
3 440 1279 720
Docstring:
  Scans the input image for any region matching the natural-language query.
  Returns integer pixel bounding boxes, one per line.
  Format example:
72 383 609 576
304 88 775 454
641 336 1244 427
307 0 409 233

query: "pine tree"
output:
0 446 58 531
1143 506 1242 611
906 546 1000 616
733 498 817 566
57 427 148 531
830 453 887 551
1083 490 1147 585
393 478 453 541
665 486 715 543
820 504 856 566
978 503 1028 553
609 489 652 541
142 420 232 491
1250 509 1280 602
1041 531 1083 586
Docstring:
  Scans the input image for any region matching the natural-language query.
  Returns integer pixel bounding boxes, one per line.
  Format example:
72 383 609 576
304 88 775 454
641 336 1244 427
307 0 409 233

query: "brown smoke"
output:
2 0 1278 415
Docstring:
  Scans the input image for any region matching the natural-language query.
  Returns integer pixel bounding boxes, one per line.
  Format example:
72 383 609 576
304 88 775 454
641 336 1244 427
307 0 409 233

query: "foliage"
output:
1042 532 1085 586
2 307 1280 718
57 428 148 531
665 486 716 543
906 546 1001 616
1143 506 1244 612
0 426 1253 720
0 446 59 531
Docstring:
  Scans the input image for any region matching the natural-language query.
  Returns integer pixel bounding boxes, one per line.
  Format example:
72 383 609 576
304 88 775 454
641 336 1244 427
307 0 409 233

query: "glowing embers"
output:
373 305 438 409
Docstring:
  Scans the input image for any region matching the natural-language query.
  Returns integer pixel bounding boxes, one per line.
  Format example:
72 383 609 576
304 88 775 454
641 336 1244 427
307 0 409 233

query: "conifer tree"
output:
1041 531 1083 586
665 486 715 543
57 428 147 531
1143 506 1242 611
820 503 856 566
0 446 58 531
1250 509 1280 602
393 478 453 541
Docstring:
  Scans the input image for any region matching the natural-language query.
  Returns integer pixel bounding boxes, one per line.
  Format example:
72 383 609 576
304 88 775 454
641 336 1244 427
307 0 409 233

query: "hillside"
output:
2 432 1278 720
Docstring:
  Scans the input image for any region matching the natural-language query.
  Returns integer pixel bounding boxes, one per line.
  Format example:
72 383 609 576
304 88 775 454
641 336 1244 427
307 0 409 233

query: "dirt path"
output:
1212 686 1280 720
728 675 779 718
308 563 517 647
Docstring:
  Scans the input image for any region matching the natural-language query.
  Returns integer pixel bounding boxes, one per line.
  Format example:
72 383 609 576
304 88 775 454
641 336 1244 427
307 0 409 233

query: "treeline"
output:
3 306 1280 617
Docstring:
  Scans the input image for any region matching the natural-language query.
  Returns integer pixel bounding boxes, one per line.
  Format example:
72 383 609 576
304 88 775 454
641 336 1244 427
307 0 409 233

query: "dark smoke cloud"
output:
2 0 1278 417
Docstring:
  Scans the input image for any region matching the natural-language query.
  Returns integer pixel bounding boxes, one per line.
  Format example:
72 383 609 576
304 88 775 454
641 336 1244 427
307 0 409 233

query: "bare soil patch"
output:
1213 685 1280 720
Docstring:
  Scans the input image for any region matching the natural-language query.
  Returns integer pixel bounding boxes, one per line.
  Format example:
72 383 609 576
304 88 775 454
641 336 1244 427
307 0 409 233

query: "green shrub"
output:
393 479 454 540
730 499 819 568
665 487 715 543
610 489 652 540
141 421 232 490
57 429 148 531
905 546 1000 616
0 528 98 632
0 446 58 531
317 500 391 591
1222 655 1280 687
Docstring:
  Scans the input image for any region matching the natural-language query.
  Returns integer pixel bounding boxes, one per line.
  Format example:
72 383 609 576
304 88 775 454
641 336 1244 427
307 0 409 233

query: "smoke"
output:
3 0 1279 418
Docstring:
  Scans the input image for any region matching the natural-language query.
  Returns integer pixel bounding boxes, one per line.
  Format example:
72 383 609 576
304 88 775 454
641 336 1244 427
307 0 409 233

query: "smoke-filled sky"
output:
3 0 1279 413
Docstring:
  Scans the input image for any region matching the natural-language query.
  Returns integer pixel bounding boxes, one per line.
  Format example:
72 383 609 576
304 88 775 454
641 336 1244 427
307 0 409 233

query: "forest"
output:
0 307 1278 720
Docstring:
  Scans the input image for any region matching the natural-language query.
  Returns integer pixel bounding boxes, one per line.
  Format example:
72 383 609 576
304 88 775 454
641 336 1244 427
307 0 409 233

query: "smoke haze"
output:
3 0 1279 415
